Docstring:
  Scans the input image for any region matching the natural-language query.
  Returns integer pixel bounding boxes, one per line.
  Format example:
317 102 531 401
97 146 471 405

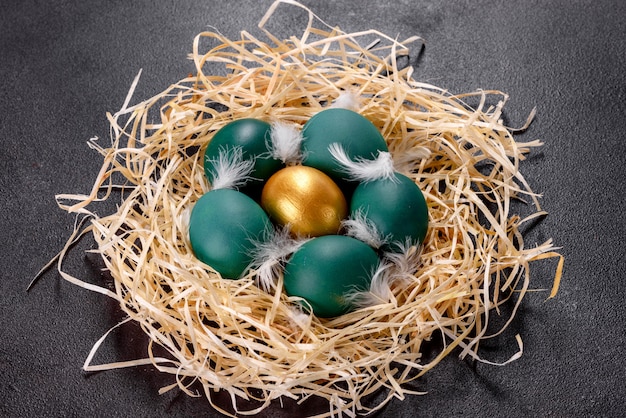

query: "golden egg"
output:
261 166 348 237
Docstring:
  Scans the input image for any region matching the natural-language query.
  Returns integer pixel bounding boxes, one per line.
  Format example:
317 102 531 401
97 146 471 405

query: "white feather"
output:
390 145 432 174
207 146 256 191
345 239 423 309
344 262 394 308
287 305 312 331
328 142 397 183
269 121 304 164
381 238 423 285
248 226 309 292
342 209 389 249
330 91 361 111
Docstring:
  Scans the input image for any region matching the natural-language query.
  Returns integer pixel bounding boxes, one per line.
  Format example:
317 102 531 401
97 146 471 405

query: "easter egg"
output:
189 188 272 279
301 108 388 185
350 173 428 252
261 166 348 237
283 235 379 318
204 119 283 194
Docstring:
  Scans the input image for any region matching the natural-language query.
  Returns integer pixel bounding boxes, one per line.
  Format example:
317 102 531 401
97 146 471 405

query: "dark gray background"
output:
2 0 625 416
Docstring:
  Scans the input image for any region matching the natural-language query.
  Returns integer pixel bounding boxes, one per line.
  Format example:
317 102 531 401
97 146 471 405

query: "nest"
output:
44 1 563 416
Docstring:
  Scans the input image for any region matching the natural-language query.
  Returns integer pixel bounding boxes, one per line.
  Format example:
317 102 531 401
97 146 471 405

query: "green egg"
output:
350 173 429 252
204 118 284 196
189 188 272 279
301 108 388 185
283 235 379 318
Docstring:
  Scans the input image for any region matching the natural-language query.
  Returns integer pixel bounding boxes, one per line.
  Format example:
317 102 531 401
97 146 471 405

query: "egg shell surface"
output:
189 188 272 279
350 173 429 252
301 108 388 185
204 118 284 195
283 235 379 318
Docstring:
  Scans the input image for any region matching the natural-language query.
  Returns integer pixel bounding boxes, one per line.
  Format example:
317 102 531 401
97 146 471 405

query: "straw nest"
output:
45 1 563 416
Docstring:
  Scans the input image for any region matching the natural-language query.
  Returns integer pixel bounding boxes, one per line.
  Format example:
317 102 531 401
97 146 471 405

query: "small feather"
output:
391 145 432 174
381 238 423 285
342 209 389 249
269 121 304 164
344 262 394 308
248 226 309 292
207 146 256 191
330 91 361 111
328 142 397 183
347 240 423 308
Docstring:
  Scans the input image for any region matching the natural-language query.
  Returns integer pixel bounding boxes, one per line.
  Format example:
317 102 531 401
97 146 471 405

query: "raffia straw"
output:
48 1 563 416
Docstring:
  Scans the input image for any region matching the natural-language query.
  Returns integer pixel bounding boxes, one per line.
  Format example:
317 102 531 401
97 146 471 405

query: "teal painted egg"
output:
204 119 284 194
189 188 271 279
350 173 429 252
283 235 379 318
301 108 388 185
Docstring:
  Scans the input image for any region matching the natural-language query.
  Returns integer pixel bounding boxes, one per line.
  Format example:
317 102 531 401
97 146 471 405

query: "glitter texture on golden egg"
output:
261 166 348 237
